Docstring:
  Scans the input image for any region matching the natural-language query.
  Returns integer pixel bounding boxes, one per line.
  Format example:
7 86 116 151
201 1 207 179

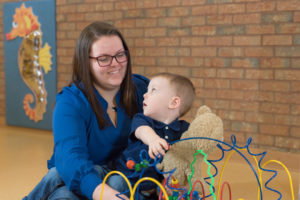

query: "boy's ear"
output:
169 96 181 109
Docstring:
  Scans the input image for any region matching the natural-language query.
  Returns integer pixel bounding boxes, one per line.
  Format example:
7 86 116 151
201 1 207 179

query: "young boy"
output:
112 72 195 199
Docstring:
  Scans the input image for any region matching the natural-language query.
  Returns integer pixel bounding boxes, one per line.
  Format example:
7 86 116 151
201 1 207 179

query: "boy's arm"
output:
135 125 169 159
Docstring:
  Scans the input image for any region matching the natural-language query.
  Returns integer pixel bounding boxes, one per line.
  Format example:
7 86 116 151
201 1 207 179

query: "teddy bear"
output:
157 105 224 196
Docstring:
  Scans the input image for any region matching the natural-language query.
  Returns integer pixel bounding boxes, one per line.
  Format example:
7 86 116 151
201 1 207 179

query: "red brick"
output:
158 0 180 7
295 12 300 22
218 110 245 121
167 48 190 56
191 47 217 57
275 92 300 104
233 13 261 24
205 99 230 109
205 79 230 89
218 47 244 57
275 70 300 81
145 48 166 56
168 28 190 36
145 67 167 75
115 1 136 10
122 29 143 38
192 68 216 78
181 37 205 46
234 36 261 46
166 67 191 76
182 16 205 26
232 80 258 90
244 91 274 102
260 103 290 114
260 124 289 136
180 57 204 67
124 10 145 18
217 90 244 100
95 3 114 11
145 28 167 37
251 134 274 146
192 5 218 15
182 0 206 6
207 15 232 25
277 1 300 11
204 58 231 68
232 121 258 133
260 81 289 92
246 25 275 34
219 4 245 14
275 137 300 150
158 17 181 27
231 100 259 111
247 2 275 12
217 69 244 79
245 47 273 57
207 36 232 46
135 38 156 47
292 59 300 68
167 7 190 17
190 78 204 88
276 47 300 57
291 127 300 138
136 0 158 8
157 57 178 66
157 37 179 46
260 58 290 68
246 69 273 80
196 88 216 98
192 26 216 36
232 58 259 68
277 23 300 34
133 57 156 66
291 81 300 92
245 112 274 123
145 8 166 18
263 35 292 46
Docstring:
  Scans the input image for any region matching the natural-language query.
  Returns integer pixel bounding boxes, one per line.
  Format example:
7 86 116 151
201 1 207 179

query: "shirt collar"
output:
153 118 181 131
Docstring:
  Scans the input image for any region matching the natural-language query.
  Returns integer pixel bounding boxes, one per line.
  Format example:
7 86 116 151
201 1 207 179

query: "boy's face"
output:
143 77 176 120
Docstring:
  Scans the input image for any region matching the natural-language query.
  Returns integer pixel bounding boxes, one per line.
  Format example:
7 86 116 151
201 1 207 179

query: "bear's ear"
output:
196 105 212 117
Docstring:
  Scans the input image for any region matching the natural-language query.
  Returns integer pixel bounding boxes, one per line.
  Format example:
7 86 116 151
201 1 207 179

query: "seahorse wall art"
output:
5 3 52 122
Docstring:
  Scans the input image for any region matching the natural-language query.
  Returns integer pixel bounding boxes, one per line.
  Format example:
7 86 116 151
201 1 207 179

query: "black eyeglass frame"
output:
89 50 129 67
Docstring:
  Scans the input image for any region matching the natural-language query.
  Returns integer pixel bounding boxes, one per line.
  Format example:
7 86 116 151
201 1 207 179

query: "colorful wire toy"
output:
100 135 295 200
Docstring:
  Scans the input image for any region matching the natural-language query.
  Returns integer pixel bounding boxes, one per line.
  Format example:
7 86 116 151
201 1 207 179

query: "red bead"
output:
126 160 135 169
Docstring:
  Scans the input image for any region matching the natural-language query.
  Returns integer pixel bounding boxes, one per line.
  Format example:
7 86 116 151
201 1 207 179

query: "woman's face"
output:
89 35 127 91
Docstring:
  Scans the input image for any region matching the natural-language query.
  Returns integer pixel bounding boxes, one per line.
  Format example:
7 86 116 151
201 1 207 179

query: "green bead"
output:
141 160 149 168
135 163 142 172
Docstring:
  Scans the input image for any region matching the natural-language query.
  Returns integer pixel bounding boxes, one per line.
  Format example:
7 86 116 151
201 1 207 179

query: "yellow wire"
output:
216 149 263 200
261 160 295 200
131 177 169 200
100 170 133 200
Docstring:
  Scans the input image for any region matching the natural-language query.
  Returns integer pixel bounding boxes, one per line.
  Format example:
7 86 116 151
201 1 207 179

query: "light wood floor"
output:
0 123 299 200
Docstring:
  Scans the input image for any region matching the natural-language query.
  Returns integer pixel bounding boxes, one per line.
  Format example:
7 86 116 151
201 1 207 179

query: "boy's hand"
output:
148 137 169 159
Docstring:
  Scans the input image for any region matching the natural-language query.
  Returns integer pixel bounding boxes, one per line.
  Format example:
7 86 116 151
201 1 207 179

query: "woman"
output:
23 21 148 200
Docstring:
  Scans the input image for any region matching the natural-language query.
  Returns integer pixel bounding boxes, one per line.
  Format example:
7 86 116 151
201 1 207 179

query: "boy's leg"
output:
22 167 64 200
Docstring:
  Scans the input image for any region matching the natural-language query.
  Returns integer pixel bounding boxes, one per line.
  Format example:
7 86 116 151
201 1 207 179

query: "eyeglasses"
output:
89 51 128 67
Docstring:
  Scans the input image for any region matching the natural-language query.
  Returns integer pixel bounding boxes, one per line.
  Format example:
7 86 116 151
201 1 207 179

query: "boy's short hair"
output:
151 72 195 117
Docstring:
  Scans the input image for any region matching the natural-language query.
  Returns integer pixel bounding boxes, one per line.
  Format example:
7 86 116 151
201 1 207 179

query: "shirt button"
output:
165 135 169 139
165 126 169 130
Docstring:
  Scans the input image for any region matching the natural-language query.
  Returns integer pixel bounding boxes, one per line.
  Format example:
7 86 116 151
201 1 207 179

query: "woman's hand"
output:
92 183 129 200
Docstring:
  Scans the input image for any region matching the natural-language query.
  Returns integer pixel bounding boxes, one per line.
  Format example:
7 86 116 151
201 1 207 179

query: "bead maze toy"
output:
101 135 296 200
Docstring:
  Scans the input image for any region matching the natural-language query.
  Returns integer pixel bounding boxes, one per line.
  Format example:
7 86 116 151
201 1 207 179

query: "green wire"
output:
187 149 216 200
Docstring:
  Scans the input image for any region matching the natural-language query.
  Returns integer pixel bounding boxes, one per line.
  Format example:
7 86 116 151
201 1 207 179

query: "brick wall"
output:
0 0 299 152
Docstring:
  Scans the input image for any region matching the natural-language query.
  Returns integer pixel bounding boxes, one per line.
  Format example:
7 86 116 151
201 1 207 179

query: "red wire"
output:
159 178 168 200
220 181 232 200
189 180 205 200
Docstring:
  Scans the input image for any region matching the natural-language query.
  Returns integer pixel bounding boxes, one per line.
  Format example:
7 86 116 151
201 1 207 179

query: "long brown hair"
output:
71 21 137 129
